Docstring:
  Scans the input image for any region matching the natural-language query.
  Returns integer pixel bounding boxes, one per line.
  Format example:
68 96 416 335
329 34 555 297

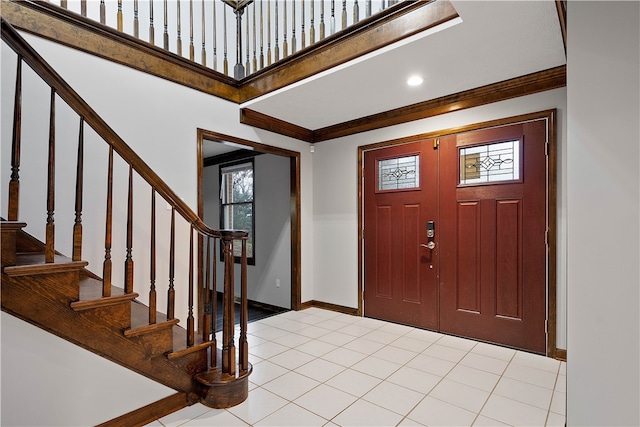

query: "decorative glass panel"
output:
378 155 420 191
459 140 520 185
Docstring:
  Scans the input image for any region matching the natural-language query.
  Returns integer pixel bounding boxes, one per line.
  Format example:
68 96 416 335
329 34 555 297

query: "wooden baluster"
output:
221 234 236 376
81 0 87 17
163 0 169 49
245 4 250 73
61 0 68 9
342 0 347 30
103 145 113 297
301 0 306 49
267 0 271 66
149 189 157 324
149 0 155 45
177 0 183 56
100 0 106 25
202 236 211 343
187 226 194 347
211 236 218 367
233 6 244 78
189 0 195 61
72 117 84 262
366 0 371 17
291 1 296 54
45 89 56 264
124 165 134 294
239 237 248 372
275 2 282 62
213 0 217 71
354 0 360 24
117 0 123 31
309 0 315 44
330 0 335 34
134 0 139 38
223 2 228 74
282 0 288 58
320 0 325 39
259 1 264 69
201 0 207 66
252 2 257 72
167 207 175 320
8 55 22 222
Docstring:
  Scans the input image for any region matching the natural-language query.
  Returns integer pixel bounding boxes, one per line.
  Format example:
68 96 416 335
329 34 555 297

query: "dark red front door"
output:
363 120 548 354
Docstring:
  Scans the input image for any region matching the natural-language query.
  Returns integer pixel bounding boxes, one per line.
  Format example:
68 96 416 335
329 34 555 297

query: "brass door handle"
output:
421 242 435 250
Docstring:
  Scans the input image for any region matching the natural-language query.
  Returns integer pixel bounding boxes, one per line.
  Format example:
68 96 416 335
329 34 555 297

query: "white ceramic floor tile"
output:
422 343 468 363
249 341 290 359
545 410 566 427
512 350 561 373
343 337 386 355
445 364 500 392
325 368 382 397
362 329 404 345
269 348 316 370
254 403 327 426
387 366 442 394
372 345 418 365
321 347 368 367
429 378 491 413
350 355 403 379
493 376 553 410
355 317 389 329
363 381 426 415
480 394 549 427
295 338 338 357
226 387 288 425
378 322 415 336
436 334 478 351
293 384 358 420
315 318 351 331
405 328 444 343
555 374 566 392
303 307 342 319
271 332 312 348
182 408 249 426
407 395 477 427
389 335 434 353
406 353 456 377
157 404 211 426
249 360 289 386
332 398 404 426
503 363 558 389
340 323 376 337
295 357 346 383
472 415 510 426
470 341 516 362
317 331 357 347
261 371 320 401
249 325 291 341
550 391 566 415
297 313 327 326
459 352 509 375
296 324 331 339
559 361 566 376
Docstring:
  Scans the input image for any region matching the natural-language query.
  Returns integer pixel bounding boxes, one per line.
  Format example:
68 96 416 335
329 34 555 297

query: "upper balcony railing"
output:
47 0 405 79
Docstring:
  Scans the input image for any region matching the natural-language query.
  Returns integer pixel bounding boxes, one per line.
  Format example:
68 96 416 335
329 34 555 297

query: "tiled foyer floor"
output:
148 308 566 426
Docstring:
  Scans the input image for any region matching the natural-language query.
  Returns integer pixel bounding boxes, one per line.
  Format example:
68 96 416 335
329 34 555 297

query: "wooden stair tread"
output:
167 325 215 359
4 252 88 276
125 301 180 337
0 220 27 230
70 275 138 311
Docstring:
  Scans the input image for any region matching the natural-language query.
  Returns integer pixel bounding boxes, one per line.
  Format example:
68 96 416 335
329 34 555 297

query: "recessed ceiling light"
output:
407 75 424 86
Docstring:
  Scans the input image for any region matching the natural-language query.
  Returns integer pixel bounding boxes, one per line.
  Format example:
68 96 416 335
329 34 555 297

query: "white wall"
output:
203 154 292 309
312 88 568 349
0 312 175 426
566 2 640 425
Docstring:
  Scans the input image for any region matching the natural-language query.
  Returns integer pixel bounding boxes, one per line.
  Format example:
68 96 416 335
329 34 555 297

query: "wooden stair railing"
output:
1 17 251 410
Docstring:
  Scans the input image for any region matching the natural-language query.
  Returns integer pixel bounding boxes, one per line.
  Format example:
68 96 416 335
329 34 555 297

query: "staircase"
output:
1 17 251 424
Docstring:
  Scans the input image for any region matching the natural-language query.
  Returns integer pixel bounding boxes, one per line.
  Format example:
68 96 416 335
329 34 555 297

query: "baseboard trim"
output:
300 300 358 316
97 392 192 427
555 348 567 361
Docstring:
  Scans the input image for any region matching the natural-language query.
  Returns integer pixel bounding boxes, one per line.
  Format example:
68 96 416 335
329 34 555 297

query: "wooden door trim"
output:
197 129 302 312
357 109 559 358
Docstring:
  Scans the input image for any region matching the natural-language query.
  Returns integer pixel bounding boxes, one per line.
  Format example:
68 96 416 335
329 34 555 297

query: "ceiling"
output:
239 0 566 132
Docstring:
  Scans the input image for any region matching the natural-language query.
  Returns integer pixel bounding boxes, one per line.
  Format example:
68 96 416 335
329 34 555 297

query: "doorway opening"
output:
197 130 302 322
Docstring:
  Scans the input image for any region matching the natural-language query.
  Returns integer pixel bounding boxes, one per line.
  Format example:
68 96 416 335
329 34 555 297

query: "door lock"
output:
421 241 436 250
